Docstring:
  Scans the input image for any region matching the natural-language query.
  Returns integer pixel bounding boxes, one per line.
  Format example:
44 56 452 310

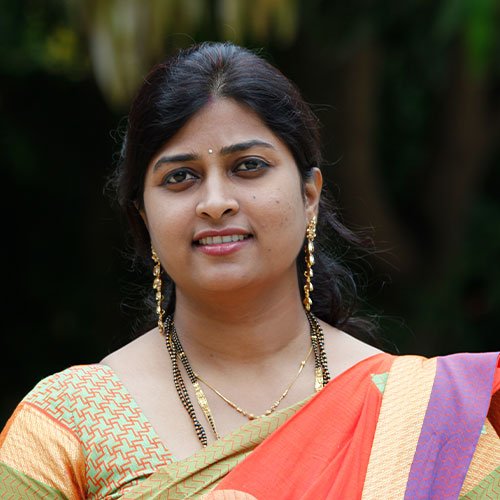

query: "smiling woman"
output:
141 98 315 295
0 42 498 499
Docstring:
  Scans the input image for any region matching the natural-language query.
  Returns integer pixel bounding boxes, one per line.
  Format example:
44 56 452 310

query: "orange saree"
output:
208 353 500 499
125 353 499 499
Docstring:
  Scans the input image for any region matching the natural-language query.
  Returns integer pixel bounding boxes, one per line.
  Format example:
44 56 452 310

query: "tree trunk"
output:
331 43 419 277
424 44 489 278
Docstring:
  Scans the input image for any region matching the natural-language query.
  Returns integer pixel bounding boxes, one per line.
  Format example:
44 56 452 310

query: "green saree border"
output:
460 466 500 499
0 461 65 499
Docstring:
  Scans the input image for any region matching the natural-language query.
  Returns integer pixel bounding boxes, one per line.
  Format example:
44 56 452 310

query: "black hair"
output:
110 41 376 340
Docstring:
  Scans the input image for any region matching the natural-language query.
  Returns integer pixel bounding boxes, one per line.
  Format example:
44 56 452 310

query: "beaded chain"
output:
306 311 331 391
167 318 220 441
164 311 330 447
164 316 212 446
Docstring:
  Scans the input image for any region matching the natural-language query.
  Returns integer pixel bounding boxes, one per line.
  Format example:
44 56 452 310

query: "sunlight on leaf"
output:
464 0 497 77
64 0 299 106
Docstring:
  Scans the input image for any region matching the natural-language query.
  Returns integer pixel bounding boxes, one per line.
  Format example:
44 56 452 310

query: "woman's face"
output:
141 98 322 297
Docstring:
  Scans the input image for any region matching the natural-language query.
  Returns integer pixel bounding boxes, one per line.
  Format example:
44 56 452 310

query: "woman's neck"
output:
172 280 311 366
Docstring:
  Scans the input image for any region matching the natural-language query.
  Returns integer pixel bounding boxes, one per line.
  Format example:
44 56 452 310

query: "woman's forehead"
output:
153 98 288 158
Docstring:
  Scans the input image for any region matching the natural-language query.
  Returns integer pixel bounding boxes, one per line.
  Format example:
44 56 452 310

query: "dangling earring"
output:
303 217 317 312
151 245 165 335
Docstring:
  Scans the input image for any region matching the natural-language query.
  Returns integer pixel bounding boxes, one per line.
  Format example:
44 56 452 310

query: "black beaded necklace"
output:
164 311 331 447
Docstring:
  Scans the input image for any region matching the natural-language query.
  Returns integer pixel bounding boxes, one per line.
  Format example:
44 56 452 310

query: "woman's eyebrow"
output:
220 140 276 155
153 153 199 171
152 140 275 171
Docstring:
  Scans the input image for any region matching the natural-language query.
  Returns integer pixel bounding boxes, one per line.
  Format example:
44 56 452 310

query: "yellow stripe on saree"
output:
362 356 438 499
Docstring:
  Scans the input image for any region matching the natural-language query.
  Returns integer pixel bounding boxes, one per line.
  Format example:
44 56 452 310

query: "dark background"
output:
2 1 499 427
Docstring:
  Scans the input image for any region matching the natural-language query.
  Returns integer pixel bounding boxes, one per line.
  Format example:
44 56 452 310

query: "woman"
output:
0 42 498 499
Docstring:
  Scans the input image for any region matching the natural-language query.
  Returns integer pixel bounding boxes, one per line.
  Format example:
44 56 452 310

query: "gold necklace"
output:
194 345 313 420
165 312 330 446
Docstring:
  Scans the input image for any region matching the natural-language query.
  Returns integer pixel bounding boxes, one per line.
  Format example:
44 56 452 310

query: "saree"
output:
0 352 498 498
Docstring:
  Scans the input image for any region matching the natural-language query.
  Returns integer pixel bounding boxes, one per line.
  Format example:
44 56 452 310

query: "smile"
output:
197 234 250 245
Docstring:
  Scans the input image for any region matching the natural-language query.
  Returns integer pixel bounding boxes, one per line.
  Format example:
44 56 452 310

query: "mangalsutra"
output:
151 244 330 447
164 313 330 447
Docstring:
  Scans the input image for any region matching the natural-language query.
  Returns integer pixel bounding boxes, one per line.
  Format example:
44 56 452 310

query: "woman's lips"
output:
197 234 250 245
195 235 252 256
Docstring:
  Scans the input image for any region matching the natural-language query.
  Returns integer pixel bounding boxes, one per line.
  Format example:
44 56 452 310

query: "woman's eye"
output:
234 158 269 173
163 169 197 185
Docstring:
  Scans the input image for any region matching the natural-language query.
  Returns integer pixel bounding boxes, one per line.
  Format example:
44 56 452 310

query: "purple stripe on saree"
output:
404 352 499 500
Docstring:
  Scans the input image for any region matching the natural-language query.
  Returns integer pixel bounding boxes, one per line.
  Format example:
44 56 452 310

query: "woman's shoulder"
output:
28 362 111 386
19 364 126 429
8 356 172 457
376 351 499 414
391 351 499 374
100 328 162 367
24 364 115 401
320 321 387 379
99 328 172 391
1 359 173 498
396 351 500 392
322 320 499 398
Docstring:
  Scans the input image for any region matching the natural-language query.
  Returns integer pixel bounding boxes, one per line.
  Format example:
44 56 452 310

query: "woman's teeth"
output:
198 234 249 245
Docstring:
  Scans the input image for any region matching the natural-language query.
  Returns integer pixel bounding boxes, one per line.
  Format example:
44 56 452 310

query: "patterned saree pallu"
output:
362 353 500 499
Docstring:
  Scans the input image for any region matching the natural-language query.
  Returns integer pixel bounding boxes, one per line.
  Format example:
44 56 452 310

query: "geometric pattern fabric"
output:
4 365 173 498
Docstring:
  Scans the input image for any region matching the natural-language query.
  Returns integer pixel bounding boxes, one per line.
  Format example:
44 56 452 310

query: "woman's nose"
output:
195 176 239 220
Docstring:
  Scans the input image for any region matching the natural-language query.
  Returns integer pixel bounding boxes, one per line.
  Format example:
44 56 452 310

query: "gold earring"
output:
151 246 165 335
303 217 317 311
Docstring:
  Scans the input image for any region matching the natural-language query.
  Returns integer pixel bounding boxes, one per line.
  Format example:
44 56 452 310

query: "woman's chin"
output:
194 277 254 294
179 270 261 297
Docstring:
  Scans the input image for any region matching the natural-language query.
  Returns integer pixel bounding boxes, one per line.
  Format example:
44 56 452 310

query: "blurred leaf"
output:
218 0 299 46
273 0 299 46
434 0 498 77
67 0 187 108
434 0 467 42
219 0 246 42
464 0 497 76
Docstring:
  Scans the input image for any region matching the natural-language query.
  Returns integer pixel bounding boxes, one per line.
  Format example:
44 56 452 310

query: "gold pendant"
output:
315 367 324 392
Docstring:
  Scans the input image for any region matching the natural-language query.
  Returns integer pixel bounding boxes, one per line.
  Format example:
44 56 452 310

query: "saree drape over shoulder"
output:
1 352 499 499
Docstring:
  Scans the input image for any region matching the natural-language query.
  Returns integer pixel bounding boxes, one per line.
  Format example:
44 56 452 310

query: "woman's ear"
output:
304 168 323 219
135 201 149 230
